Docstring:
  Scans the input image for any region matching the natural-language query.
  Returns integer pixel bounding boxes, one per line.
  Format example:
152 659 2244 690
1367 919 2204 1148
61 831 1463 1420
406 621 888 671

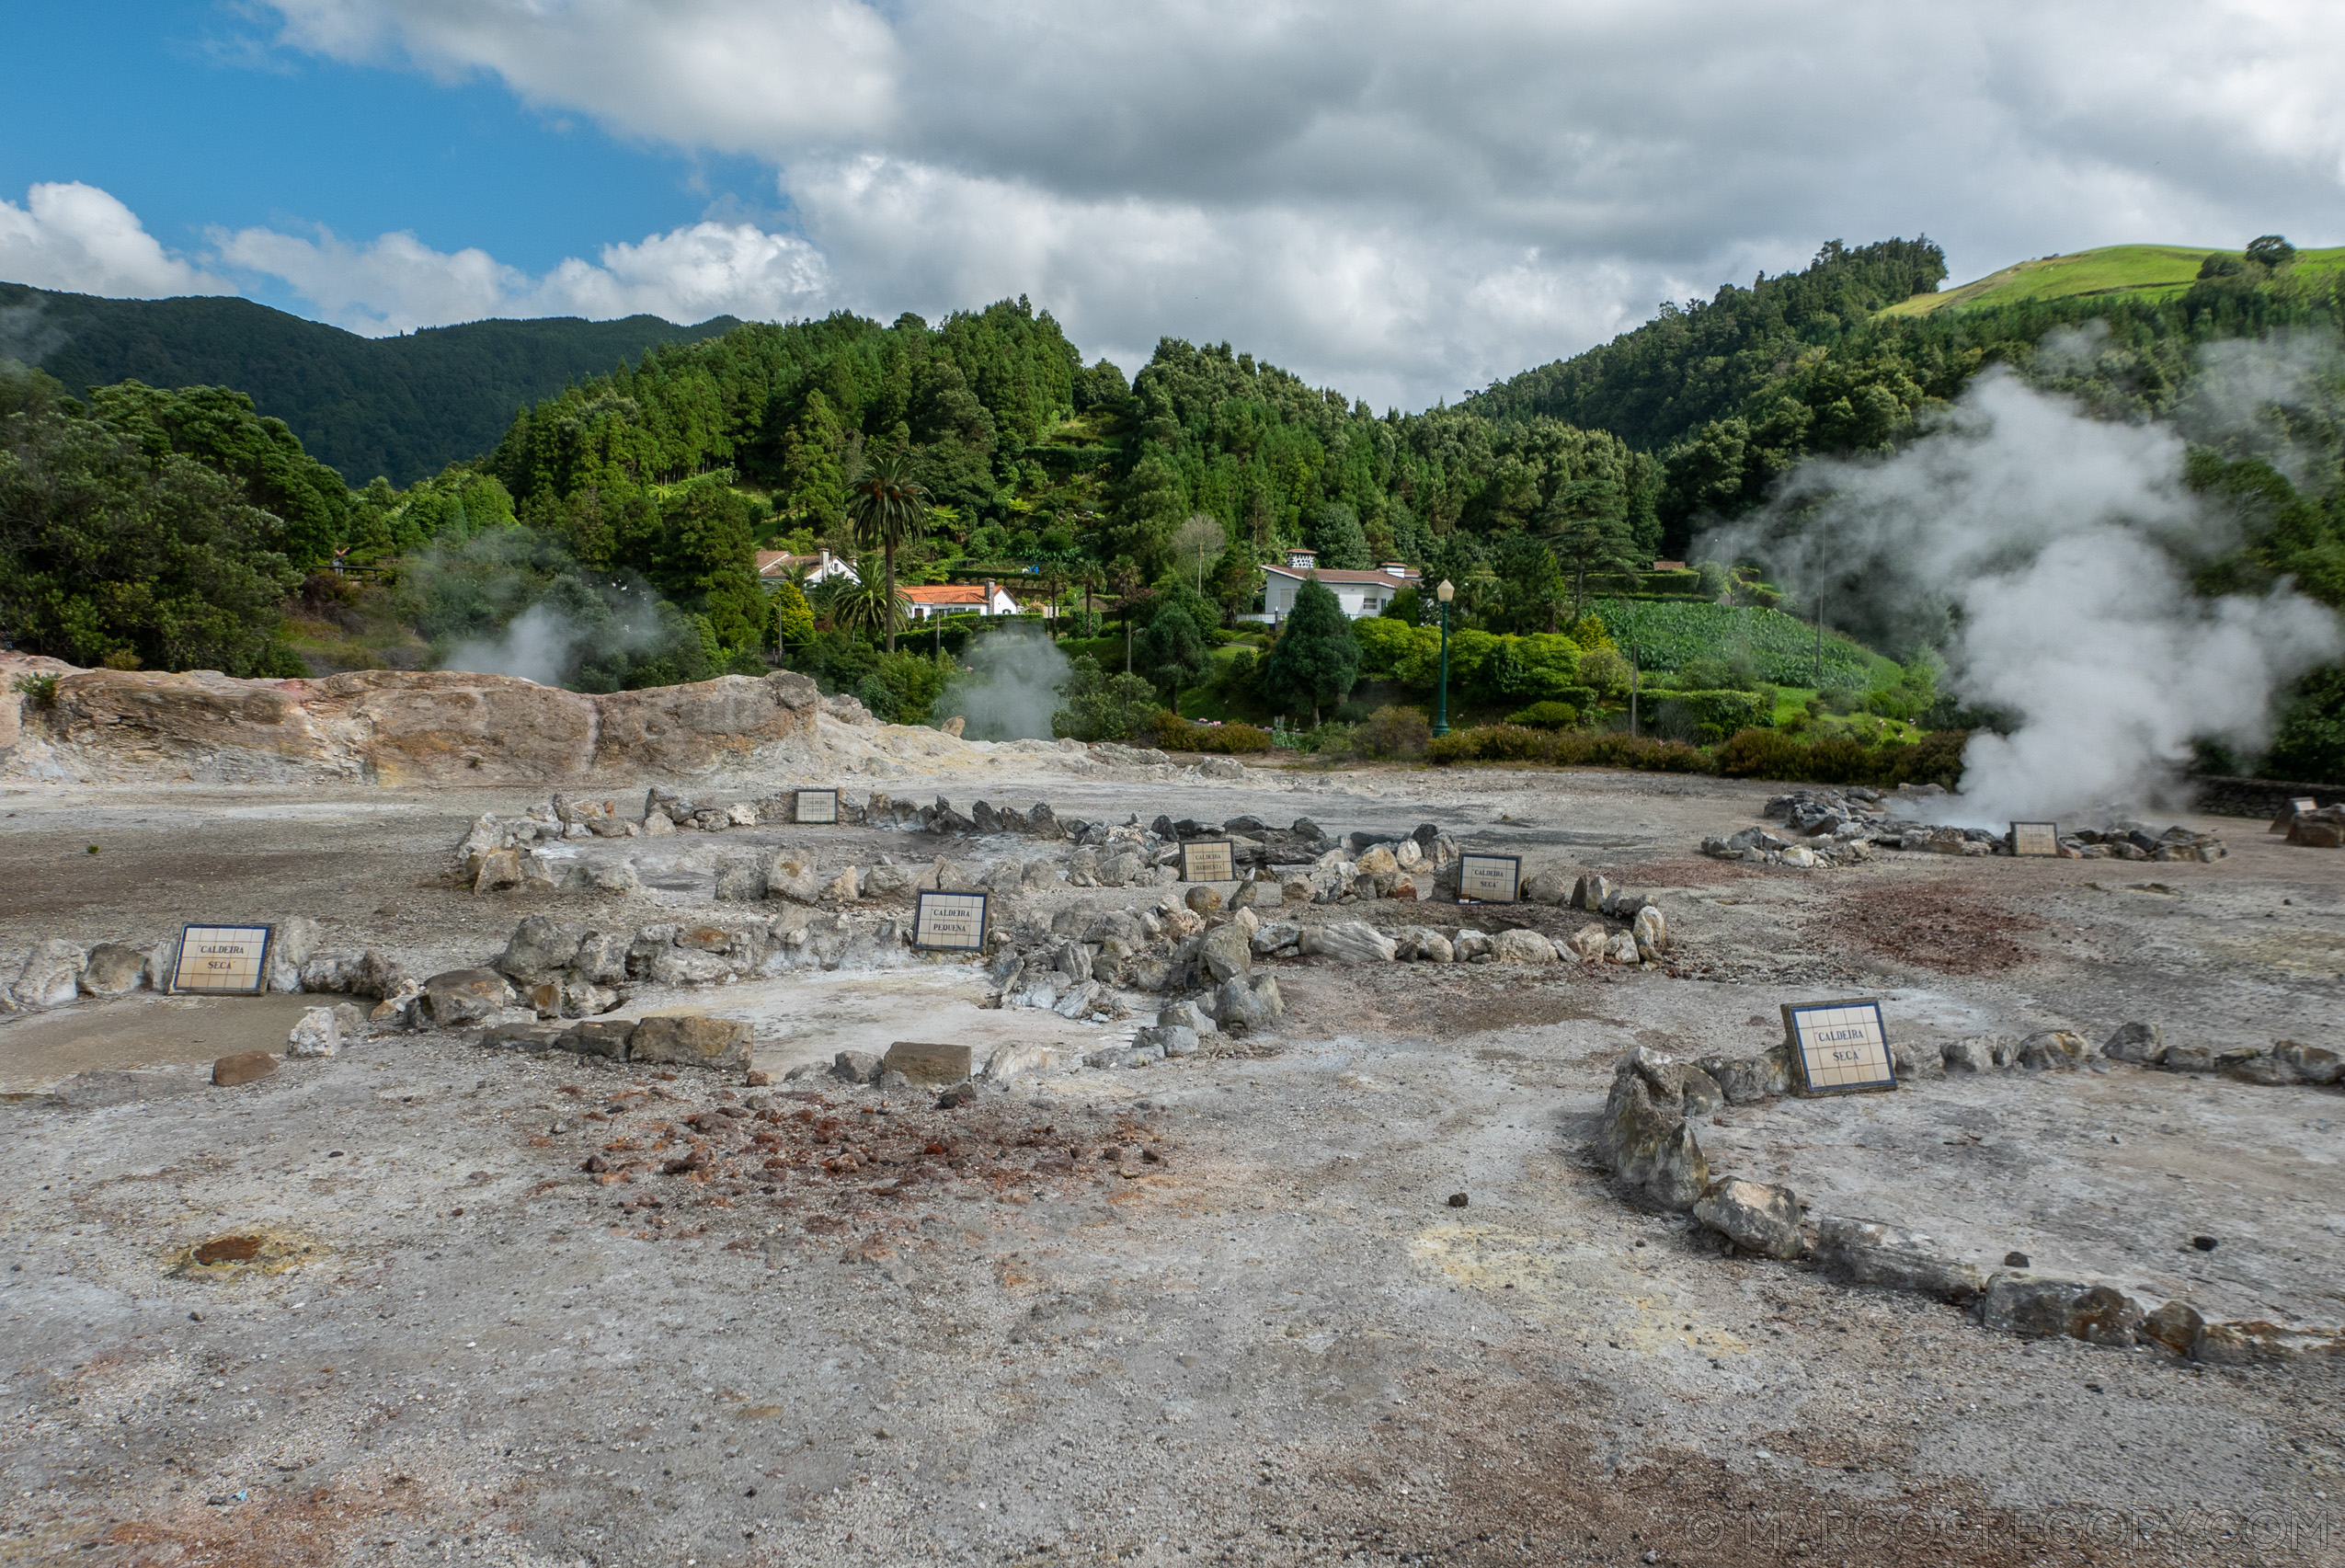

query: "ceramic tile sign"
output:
1180 840 1235 882
2294 796 2319 816
1456 853 1521 905
912 890 989 952
170 924 272 995
795 788 839 825
2009 821 2060 857
1782 999 1897 1095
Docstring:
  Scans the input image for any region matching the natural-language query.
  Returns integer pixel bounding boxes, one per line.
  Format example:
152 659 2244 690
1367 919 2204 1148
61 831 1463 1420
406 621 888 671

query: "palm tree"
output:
845 454 929 653
815 560 899 643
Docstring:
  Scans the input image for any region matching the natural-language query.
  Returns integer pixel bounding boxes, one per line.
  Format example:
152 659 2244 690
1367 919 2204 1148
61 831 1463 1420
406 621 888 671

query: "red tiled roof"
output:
898 584 992 603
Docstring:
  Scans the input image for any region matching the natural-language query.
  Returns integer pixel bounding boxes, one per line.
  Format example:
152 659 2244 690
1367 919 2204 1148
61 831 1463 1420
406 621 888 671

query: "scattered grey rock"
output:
1298 921 1397 964
2100 1021 2164 1064
1692 1177 1803 1259
77 942 146 997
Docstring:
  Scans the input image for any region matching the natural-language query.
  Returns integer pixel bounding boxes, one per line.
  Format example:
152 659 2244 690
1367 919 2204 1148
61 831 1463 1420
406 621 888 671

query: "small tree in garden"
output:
1261 577 1359 726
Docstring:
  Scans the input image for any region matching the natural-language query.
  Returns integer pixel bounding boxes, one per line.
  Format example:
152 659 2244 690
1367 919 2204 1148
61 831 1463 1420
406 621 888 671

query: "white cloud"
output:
0 182 231 299
238 0 2345 404
29 3 2345 403
211 219 831 335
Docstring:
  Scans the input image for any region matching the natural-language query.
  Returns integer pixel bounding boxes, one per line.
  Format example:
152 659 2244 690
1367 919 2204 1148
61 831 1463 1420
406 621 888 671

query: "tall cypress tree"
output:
1261 577 1360 726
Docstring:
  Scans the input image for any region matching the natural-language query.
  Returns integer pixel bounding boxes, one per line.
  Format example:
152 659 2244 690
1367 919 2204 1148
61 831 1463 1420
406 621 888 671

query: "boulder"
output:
2100 1021 2164 1064
628 1014 751 1070
1133 1024 1201 1059
211 1050 279 1088
1394 928 1455 964
1050 979 1106 1019
821 865 862 902
2138 1299 2206 1358
714 856 769 902
1355 844 1400 877
1693 1177 1804 1259
78 943 147 997
1978 1276 2143 1347
2015 1030 2091 1070
2158 1044 2217 1073
884 1040 975 1084
557 1019 635 1059
1941 1036 1998 1073
1298 921 1397 964
1249 920 1302 956
1604 931 1642 965
643 811 676 836
1812 1216 1987 1303
495 914 584 984
1453 929 1494 962
1571 874 1610 910
265 917 322 993
2223 1048 2300 1086
569 931 629 987
420 968 513 1028
1158 998 1218 1035
1216 974 1282 1032
475 848 525 894
1230 877 1281 911
583 860 639 893
297 951 368 994
2273 1040 2342 1085
1698 1047 1790 1104
1631 904 1669 960
764 849 823 905
1597 1069 1709 1211
285 1005 344 1059
863 863 915 900
1198 921 1253 983
1186 885 1225 915
1491 928 1557 964
1521 869 1574 904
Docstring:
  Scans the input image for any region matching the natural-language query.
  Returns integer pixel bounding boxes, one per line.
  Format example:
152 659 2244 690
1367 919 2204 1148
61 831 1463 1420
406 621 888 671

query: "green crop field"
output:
1590 599 1890 687
1880 244 2345 318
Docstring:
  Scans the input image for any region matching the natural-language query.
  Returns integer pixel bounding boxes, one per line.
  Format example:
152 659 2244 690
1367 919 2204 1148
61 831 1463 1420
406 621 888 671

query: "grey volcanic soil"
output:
3 761 2343 1568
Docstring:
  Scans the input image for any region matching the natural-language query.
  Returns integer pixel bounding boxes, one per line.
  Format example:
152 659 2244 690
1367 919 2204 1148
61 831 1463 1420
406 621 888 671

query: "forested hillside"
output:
1466 235 2345 554
6 234 2343 777
1 283 735 484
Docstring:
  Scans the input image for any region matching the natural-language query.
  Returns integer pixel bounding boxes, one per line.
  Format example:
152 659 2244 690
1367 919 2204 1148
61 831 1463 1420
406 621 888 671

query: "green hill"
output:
0 283 738 485
1881 243 2345 317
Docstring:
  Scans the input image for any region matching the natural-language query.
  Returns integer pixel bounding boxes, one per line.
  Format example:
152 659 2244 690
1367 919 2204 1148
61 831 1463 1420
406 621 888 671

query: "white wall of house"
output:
1254 566 1418 622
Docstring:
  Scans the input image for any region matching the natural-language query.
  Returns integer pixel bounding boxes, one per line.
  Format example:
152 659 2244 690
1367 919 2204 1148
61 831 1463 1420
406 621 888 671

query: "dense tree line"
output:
10 282 734 485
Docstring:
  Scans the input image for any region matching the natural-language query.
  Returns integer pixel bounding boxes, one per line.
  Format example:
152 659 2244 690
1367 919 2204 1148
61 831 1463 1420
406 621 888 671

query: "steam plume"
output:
1701 366 2342 826
944 626 1072 740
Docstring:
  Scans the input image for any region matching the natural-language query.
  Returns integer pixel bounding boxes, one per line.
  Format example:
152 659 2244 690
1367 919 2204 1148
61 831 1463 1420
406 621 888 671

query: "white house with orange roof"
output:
1252 549 1421 622
896 579 1024 621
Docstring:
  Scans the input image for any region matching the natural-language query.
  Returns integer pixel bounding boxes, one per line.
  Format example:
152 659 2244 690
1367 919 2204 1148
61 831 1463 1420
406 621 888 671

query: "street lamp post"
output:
1433 578 1455 737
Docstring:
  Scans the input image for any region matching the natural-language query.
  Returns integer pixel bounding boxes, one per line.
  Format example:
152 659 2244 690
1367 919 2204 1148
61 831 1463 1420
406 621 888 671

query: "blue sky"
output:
4 1 2341 407
2 2 782 320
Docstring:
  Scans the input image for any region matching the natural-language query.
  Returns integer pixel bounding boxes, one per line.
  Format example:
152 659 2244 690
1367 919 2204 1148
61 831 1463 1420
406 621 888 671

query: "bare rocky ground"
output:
4 759 2344 1568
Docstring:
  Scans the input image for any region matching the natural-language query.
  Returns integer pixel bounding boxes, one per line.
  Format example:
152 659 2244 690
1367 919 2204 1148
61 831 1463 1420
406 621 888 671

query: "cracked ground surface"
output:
3 761 2342 1566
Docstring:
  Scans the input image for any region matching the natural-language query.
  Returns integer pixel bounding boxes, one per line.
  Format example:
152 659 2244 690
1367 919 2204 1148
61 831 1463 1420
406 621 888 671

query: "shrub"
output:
1426 724 1555 764
1297 721 1356 756
1505 701 1580 729
1052 656 1163 742
1356 704 1432 759
1652 689 1772 743
1578 645 1632 698
12 672 60 708
1153 714 1275 753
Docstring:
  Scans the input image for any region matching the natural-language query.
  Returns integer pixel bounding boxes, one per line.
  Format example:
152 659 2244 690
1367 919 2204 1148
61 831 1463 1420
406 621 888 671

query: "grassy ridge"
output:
1882 244 2345 317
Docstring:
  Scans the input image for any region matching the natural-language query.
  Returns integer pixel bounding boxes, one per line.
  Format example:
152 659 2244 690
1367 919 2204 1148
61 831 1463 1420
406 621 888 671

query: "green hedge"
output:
1426 724 1972 786
1505 701 1580 729
1153 714 1275 753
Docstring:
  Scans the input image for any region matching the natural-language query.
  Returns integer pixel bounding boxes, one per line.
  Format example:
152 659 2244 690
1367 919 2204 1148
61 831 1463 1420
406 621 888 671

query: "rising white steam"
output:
1702 367 2341 826
944 626 1073 740
440 603 587 687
